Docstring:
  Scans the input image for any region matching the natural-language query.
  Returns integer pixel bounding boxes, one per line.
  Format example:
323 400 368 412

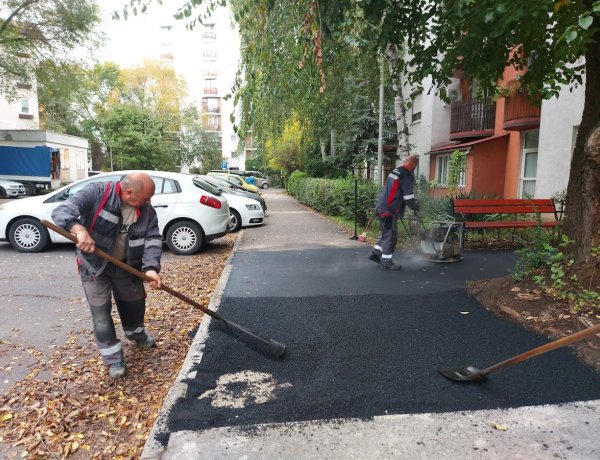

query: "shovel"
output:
42 220 286 359
440 322 600 381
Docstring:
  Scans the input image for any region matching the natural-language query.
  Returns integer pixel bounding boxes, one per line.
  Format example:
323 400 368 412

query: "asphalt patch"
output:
167 290 600 432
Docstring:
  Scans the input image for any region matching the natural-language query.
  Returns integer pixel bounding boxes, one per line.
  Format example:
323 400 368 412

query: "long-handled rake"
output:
42 220 286 359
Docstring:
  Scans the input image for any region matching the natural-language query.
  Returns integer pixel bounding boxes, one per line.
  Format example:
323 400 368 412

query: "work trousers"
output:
376 215 398 257
81 262 149 365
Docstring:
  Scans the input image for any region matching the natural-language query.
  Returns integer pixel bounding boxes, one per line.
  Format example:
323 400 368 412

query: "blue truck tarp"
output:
0 146 53 177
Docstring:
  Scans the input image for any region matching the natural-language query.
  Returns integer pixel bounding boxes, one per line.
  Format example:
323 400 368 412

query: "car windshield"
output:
203 177 230 191
192 177 222 196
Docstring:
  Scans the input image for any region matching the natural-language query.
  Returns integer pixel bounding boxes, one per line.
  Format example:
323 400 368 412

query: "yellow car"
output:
207 172 261 194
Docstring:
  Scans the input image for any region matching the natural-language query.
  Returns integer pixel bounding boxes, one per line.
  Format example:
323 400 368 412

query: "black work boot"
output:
381 258 402 270
368 249 382 264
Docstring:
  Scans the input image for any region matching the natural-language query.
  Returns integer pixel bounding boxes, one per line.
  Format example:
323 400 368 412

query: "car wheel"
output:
228 209 242 232
261 183 269 189
166 220 204 255
22 183 35 196
0 187 6 198
8 218 50 252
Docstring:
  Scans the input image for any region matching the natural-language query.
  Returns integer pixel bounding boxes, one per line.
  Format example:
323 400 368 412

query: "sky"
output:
99 1 200 68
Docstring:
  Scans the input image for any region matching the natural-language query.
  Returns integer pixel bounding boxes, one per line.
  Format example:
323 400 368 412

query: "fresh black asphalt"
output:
165 247 600 434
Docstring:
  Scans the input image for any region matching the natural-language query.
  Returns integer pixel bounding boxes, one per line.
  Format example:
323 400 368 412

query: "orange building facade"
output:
427 66 542 199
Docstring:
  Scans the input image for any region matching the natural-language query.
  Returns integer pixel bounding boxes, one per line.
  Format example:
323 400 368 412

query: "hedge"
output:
287 171 381 226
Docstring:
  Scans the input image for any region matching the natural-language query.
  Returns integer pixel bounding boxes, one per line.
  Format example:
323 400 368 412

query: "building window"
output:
202 49 217 60
20 99 30 114
436 155 449 186
519 129 539 198
435 154 465 187
411 93 422 124
207 115 219 129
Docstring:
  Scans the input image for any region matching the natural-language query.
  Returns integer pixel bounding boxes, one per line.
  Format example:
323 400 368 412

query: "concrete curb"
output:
141 232 244 459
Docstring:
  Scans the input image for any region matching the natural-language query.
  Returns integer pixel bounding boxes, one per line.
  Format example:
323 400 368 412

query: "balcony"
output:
503 92 541 131
203 87 218 95
202 103 221 114
450 99 496 140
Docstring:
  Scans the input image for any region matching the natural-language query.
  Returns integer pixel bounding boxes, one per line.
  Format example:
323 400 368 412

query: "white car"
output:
0 170 231 255
0 179 26 198
195 176 264 232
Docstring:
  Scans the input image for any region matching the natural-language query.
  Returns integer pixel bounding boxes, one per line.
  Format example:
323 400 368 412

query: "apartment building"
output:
157 5 241 171
407 66 583 200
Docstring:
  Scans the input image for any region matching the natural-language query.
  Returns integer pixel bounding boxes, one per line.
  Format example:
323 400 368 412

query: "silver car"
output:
0 179 26 198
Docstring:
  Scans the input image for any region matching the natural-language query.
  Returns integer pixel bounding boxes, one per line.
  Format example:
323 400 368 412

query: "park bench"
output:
453 198 563 244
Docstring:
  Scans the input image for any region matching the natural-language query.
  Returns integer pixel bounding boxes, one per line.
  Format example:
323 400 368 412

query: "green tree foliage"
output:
0 0 101 99
100 104 178 171
36 61 122 137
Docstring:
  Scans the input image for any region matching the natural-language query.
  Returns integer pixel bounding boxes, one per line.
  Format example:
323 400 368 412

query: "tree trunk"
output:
385 44 411 160
563 28 600 262
320 139 327 161
330 129 336 156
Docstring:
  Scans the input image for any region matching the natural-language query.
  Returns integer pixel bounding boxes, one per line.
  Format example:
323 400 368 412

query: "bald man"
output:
369 155 420 270
52 172 163 379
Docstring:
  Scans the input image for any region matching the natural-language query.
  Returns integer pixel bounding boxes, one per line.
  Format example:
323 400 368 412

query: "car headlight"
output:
245 203 261 210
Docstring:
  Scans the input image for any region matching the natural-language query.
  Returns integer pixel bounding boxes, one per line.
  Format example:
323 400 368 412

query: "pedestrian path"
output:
142 190 600 459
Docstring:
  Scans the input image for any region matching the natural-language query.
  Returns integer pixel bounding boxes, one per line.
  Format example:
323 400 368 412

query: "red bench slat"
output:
464 221 562 229
454 199 554 207
454 205 556 214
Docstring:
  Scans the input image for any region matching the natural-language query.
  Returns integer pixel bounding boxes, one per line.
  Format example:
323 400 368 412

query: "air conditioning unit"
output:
445 78 462 103
448 89 462 102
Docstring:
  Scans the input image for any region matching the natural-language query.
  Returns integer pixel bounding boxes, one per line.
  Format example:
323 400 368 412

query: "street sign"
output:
221 161 228 170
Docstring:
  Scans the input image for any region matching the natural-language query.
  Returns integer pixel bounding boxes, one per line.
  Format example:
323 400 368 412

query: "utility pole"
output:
376 56 384 186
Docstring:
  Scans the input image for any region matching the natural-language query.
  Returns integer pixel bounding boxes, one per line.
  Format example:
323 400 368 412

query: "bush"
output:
286 172 381 226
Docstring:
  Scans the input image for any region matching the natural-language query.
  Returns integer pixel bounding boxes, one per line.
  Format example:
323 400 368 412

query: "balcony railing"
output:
504 92 541 130
202 104 221 114
450 99 496 138
203 87 218 95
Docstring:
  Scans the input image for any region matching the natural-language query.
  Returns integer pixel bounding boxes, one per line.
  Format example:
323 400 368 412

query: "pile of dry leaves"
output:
0 234 236 459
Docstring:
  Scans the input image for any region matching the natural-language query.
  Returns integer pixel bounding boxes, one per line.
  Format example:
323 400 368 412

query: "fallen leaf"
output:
492 422 508 431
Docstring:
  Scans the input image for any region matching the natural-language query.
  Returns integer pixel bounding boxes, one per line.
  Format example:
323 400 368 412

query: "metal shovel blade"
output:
439 366 486 381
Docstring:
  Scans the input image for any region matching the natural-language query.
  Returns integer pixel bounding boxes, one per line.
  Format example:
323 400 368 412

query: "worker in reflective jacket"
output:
51 172 162 379
369 155 420 270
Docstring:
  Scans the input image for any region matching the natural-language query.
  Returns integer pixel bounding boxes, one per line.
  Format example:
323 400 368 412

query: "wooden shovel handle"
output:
482 322 600 376
41 219 221 321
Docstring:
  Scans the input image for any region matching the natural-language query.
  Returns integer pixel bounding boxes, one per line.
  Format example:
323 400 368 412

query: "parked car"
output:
206 171 261 194
233 170 272 189
195 176 264 232
0 171 231 255
202 175 267 213
0 179 26 198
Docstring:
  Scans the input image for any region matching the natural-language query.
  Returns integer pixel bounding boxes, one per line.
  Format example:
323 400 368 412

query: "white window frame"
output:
435 153 466 188
436 154 449 186
411 92 422 124
20 98 30 114
519 129 539 198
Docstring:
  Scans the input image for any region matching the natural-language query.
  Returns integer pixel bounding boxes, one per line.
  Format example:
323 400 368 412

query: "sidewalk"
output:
142 189 600 459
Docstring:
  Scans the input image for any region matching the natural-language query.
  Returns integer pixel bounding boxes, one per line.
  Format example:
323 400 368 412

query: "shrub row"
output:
287 171 381 226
